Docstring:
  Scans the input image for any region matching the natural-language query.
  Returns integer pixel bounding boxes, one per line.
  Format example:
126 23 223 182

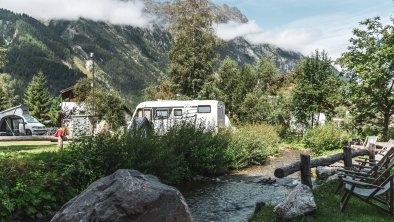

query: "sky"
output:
213 0 393 58
0 0 393 58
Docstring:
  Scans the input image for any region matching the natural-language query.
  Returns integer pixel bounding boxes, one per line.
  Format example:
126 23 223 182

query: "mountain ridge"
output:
0 1 302 106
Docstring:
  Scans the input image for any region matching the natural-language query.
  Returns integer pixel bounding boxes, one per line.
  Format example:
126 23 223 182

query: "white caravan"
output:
129 100 229 134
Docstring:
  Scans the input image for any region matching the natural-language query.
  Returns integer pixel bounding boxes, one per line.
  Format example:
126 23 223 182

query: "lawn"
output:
0 141 60 156
249 180 393 222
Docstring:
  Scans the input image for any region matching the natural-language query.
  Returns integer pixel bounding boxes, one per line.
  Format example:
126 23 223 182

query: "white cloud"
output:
0 0 153 28
215 12 392 59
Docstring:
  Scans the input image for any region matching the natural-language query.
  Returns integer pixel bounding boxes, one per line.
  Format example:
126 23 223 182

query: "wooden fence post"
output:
343 145 352 169
368 143 376 166
57 136 64 152
300 154 312 188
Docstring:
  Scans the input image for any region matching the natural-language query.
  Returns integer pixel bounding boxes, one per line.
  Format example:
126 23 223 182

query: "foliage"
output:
249 180 394 222
337 17 394 140
168 0 218 98
49 96 61 127
68 123 232 184
239 91 293 129
74 78 126 129
0 87 7 111
144 79 176 100
228 124 280 169
24 72 52 123
216 57 240 113
0 73 19 109
254 57 278 94
292 50 341 129
303 122 351 155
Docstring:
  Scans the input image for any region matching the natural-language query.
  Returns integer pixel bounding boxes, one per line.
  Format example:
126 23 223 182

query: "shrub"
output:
304 122 351 155
228 124 280 169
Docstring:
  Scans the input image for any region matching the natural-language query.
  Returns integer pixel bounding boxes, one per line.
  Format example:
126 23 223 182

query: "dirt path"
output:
221 149 310 182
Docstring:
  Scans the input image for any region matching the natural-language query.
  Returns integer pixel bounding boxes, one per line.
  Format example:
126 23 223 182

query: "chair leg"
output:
340 190 351 212
335 181 343 194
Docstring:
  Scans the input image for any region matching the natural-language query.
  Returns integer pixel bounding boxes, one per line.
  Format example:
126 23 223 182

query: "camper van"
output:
0 105 47 135
129 100 230 134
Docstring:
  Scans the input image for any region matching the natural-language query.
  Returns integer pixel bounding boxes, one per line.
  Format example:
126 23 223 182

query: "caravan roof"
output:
135 100 221 109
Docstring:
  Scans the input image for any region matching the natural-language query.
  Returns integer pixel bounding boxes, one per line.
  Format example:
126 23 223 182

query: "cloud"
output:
215 12 392 59
0 0 153 28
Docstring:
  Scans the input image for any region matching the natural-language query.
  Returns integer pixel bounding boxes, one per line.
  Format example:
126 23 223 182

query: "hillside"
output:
0 0 303 106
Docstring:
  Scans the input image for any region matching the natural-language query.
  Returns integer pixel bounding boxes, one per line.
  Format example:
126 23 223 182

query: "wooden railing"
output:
274 145 373 187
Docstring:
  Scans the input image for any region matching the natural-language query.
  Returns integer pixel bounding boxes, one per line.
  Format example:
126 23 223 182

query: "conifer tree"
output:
168 0 218 98
0 87 8 111
24 72 52 123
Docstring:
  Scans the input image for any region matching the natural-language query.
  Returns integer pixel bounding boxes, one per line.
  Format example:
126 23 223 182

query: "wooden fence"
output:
274 144 375 187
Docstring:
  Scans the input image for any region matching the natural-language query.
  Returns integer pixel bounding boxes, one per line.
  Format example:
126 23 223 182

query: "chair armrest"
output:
338 173 375 181
354 159 378 164
342 178 383 189
337 169 372 177
352 164 374 169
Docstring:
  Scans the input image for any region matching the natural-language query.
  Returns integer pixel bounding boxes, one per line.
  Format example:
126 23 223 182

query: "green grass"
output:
0 141 59 156
249 180 393 222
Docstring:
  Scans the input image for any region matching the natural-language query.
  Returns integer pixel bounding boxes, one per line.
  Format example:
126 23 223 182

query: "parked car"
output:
22 115 47 135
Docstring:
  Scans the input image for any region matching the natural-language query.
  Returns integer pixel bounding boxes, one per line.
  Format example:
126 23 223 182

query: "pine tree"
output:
168 0 218 98
24 72 52 123
0 86 8 111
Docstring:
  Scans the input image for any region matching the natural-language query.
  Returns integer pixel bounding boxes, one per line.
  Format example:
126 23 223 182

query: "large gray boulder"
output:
51 169 192 222
273 184 316 219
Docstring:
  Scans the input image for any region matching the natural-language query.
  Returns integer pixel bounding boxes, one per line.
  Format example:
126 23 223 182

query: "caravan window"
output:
137 109 143 117
156 109 169 118
174 109 183 116
143 109 152 120
197 105 211 113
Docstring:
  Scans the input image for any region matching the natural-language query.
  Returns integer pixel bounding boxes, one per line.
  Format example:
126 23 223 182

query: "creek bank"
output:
180 149 310 222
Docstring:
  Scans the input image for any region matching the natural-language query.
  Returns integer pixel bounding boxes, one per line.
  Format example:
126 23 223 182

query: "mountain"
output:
0 0 303 106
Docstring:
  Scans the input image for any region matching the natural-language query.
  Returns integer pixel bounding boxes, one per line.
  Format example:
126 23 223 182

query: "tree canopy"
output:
338 17 394 140
292 50 341 129
168 0 218 98
24 72 52 123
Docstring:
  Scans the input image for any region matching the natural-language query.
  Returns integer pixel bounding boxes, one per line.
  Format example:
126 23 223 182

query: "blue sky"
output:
212 0 393 58
1 0 392 58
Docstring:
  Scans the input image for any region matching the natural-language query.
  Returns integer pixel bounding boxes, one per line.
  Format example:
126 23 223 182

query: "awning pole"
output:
5 118 15 136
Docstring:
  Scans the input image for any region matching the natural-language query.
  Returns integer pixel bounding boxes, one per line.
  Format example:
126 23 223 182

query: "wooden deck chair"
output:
340 167 394 215
356 139 394 165
336 147 394 193
363 136 378 147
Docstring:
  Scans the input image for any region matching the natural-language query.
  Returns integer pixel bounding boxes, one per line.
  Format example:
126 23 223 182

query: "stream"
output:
179 149 309 222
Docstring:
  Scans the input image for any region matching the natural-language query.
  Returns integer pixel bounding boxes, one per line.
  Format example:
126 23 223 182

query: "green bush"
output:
304 122 351 155
0 125 233 221
228 124 280 169
0 152 79 221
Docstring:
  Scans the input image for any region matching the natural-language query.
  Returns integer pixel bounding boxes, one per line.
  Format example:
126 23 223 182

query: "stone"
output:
51 169 192 222
316 166 338 180
326 174 339 182
273 184 316 219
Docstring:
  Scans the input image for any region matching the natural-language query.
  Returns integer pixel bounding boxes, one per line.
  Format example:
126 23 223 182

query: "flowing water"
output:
179 149 309 222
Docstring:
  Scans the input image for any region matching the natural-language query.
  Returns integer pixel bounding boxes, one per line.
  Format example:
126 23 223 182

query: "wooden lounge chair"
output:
340 170 394 215
352 136 378 149
336 147 394 193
